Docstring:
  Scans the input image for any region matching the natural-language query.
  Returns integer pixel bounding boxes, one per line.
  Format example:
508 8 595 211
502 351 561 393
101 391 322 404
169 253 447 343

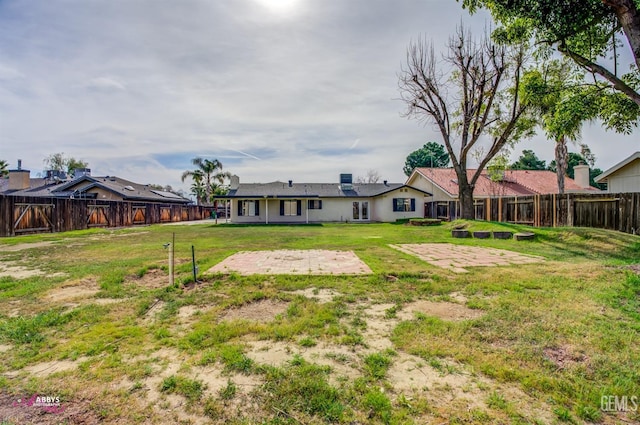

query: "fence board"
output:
425 192 640 235
0 195 213 237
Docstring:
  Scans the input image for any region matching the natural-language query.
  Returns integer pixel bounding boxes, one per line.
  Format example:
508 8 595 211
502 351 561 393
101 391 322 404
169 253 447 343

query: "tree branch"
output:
558 42 640 105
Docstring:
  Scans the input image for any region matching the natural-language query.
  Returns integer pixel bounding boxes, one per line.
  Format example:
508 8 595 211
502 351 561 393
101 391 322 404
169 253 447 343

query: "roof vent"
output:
288 180 293 187
124 185 135 191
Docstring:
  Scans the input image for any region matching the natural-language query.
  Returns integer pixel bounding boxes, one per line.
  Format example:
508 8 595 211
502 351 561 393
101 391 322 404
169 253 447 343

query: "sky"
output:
0 0 638 197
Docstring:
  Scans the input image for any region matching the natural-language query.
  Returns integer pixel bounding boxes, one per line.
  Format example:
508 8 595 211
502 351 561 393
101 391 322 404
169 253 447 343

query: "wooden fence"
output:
425 192 640 235
0 195 215 237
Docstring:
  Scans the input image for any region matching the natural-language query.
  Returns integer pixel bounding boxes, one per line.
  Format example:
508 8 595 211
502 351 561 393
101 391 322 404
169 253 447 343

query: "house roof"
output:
594 151 640 182
220 182 431 199
51 176 191 204
411 168 598 197
0 178 53 196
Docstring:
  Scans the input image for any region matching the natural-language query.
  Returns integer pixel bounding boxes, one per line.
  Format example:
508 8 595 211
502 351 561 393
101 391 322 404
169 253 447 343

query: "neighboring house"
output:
406 167 599 219
217 174 431 224
594 151 640 193
2 167 190 205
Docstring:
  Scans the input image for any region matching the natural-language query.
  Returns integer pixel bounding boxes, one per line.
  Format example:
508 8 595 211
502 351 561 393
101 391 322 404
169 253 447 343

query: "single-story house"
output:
406 167 599 219
594 151 640 193
2 165 190 205
217 174 431 224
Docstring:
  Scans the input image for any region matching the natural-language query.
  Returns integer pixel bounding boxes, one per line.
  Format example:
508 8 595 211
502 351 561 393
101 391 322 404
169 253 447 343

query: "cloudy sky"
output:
0 0 637 196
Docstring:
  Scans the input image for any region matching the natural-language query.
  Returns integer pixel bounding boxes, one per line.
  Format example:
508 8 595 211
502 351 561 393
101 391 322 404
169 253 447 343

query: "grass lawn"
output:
0 220 639 424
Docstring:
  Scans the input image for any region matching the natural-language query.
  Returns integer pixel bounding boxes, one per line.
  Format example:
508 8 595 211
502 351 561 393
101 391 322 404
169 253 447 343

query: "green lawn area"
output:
0 221 639 424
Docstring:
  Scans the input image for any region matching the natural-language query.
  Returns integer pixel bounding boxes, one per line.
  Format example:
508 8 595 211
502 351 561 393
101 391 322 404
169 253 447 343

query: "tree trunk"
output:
459 184 475 219
555 135 568 195
604 0 640 71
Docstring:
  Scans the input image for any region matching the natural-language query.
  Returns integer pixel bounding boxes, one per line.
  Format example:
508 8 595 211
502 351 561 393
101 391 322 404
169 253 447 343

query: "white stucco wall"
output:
228 189 428 223
605 159 640 193
372 188 428 222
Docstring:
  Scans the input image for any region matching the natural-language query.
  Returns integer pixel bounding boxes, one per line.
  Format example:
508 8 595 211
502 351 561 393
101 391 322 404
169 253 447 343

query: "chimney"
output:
339 173 353 190
8 160 31 190
72 168 91 178
288 180 293 187
229 175 240 190
573 164 590 189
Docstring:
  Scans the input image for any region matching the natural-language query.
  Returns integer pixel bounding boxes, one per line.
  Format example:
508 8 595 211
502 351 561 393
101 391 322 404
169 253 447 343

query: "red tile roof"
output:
413 168 598 197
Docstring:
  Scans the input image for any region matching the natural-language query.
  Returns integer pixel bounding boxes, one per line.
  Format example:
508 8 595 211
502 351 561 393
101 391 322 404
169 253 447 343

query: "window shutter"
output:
319 200 323 209
255 200 260 216
237 200 243 216
280 200 285 216
392 198 398 212
296 200 302 216
410 198 416 212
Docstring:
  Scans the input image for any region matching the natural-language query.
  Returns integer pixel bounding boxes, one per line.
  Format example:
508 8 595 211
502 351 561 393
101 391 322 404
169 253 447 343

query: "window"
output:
352 202 360 220
308 200 323 210
392 198 415 212
280 200 302 216
237 200 259 216
362 201 369 220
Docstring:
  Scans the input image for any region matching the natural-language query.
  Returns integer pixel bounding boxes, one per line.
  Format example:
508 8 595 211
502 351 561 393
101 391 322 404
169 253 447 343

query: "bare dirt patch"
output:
288 287 341 304
176 304 213 325
44 278 100 303
543 345 589 370
0 392 101 425
388 352 485 405
0 241 56 252
0 344 12 353
246 340 361 383
130 268 170 289
4 357 88 379
221 299 288 322
398 300 484 321
207 249 372 275
0 263 46 279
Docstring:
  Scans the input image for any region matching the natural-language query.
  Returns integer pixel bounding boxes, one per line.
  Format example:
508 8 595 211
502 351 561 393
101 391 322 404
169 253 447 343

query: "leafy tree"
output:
518 55 616 193
0 160 8 178
181 158 230 205
461 0 640 110
403 142 450 176
548 152 588 179
511 150 546 170
398 26 537 219
43 153 89 175
548 151 606 189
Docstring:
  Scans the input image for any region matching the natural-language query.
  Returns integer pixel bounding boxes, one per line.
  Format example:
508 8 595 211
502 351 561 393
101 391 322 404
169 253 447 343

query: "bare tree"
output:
398 26 536 219
355 169 382 184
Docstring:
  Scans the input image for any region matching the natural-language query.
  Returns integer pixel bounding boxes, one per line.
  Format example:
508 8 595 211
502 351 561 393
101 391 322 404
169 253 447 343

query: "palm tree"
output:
0 160 8 178
181 158 230 205
186 170 206 205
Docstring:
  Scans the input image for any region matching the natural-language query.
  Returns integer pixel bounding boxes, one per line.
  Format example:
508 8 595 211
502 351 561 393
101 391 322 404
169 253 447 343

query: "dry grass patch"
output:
220 299 288 323
398 300 484 322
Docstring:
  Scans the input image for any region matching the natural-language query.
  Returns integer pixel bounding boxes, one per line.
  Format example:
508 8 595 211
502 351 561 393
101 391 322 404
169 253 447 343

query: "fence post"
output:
567 194 573 227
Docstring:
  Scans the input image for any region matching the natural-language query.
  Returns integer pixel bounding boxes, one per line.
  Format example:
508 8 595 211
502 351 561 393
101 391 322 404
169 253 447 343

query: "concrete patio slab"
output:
207 249 372 275
389 243 544 273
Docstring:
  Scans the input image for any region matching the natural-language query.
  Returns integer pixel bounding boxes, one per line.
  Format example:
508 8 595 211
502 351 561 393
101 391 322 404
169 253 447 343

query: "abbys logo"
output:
12 394 65 413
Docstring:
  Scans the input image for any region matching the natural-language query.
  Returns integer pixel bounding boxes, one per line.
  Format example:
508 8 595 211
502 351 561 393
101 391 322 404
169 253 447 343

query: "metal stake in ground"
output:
191 245 198 284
